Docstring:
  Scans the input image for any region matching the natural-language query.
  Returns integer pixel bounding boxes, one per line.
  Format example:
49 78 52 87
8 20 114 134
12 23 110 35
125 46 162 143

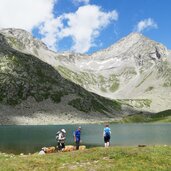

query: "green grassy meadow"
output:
0 146 171 171
121 110 171 123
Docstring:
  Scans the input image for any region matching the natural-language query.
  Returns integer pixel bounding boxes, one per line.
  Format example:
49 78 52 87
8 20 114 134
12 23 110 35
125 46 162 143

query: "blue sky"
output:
0 0 171 54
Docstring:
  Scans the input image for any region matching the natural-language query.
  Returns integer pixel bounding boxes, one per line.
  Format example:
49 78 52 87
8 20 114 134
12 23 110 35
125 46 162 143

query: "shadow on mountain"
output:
0 33 152 124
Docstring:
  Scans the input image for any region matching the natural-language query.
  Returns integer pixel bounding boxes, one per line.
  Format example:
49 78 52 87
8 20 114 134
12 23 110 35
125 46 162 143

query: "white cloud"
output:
40 5 118 53
40 16 64 51
0 0 56 31
135 18 158 32
0 1 118 53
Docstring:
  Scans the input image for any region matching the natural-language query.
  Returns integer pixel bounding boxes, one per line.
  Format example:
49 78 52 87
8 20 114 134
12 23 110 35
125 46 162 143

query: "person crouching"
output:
56 129 66 151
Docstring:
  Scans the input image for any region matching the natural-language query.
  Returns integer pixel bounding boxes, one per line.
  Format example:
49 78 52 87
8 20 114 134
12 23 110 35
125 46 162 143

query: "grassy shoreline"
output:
0 146 170 171
121 110 171 123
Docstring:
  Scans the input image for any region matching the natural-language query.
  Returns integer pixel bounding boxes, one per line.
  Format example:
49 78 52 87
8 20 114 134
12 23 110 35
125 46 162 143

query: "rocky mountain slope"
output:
0 29 138 124
0 28 170 119
55 33 171 113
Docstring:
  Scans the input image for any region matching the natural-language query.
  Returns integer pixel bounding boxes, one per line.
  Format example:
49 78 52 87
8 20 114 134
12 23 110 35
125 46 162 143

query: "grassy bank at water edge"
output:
0 146 170 171
121 110 171 123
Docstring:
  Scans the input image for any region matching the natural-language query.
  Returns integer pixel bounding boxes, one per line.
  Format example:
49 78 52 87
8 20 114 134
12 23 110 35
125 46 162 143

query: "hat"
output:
78 126 81 129
61 129 66 133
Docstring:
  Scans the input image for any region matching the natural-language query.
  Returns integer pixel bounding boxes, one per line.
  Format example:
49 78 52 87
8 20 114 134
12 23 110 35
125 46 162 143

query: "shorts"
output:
76 141 80 150
58 142 65 150
104 135 110 143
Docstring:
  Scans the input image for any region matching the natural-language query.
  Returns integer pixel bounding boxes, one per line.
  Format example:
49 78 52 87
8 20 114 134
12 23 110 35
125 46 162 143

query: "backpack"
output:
56 131 61 140
104 128 110 137
105 131 110 137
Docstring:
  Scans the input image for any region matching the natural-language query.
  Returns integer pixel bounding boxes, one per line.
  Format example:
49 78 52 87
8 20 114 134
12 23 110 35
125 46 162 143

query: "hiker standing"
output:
56 129 66 151
73 126 81 150
103 124 111 147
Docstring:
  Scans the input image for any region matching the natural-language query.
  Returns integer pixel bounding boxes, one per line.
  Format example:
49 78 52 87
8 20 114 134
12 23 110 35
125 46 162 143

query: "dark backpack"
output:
56 131 60 140
105 131 110 137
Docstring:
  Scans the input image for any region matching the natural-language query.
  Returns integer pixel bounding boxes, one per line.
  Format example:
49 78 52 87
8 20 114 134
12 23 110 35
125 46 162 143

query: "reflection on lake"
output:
0 123 171 154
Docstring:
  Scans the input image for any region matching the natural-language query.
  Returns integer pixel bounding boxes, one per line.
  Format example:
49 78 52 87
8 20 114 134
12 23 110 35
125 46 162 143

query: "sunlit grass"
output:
0 146 170 171
122 110 171 123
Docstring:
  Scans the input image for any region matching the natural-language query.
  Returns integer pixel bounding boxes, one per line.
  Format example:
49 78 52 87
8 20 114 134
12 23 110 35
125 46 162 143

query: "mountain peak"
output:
125 32 145 40
0 28 48 52
0 28 31 37
127 32 143 37
91 32 149 58
118 32 147 45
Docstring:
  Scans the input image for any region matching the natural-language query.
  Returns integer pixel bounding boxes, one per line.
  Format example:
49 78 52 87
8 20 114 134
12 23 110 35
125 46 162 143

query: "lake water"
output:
0 123 171 154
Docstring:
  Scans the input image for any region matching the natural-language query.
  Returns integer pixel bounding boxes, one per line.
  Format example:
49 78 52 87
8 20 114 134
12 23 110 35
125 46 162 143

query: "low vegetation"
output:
158 61 171 87
145 86 154 92
118 99 152 109
58 66 120 93
68 95 122 113
0 36 123 115
122 110 171 123
0 146 170 171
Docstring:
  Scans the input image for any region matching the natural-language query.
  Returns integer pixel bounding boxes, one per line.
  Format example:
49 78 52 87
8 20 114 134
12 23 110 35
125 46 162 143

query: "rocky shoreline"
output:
0 97 122 125
0 114 121 125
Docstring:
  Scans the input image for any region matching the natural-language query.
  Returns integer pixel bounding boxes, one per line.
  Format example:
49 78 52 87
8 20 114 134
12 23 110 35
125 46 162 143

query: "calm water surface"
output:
0 123 171 154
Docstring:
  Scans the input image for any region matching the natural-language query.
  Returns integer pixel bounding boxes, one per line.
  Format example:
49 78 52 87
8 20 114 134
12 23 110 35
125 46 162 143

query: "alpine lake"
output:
0 123 171 154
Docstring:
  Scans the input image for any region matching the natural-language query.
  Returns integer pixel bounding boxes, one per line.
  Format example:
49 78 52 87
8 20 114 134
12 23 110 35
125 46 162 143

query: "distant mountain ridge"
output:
0 28 170 123
0 29 140 124
55 32 171 113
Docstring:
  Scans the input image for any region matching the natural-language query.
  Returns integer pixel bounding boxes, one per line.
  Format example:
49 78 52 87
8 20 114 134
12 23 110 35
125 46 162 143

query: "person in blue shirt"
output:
103 124 111 147
74 126 81 150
